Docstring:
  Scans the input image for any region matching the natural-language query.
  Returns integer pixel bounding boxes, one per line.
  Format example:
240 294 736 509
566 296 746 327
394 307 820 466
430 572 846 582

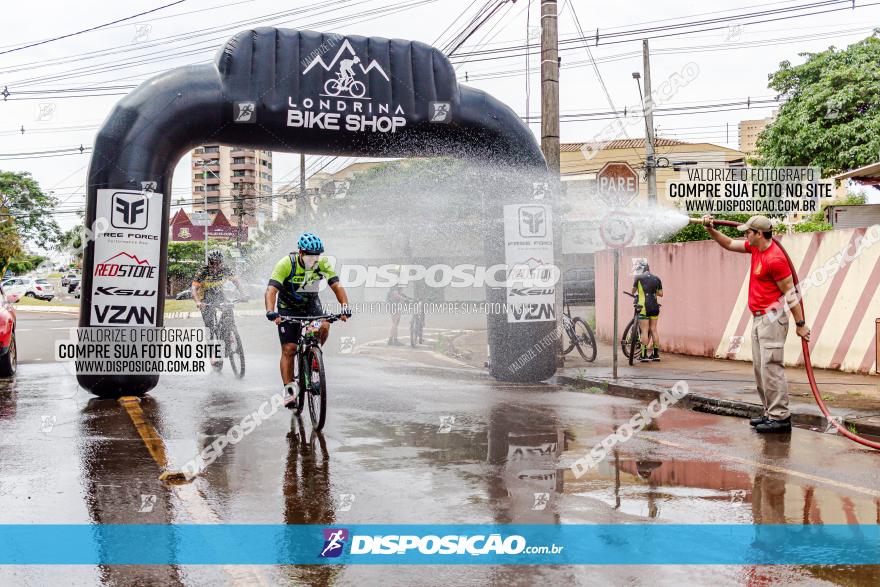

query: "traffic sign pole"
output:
613 249 620 379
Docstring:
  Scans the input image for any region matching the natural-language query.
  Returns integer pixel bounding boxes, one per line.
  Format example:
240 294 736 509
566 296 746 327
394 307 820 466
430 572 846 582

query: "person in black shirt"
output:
632 259 663 362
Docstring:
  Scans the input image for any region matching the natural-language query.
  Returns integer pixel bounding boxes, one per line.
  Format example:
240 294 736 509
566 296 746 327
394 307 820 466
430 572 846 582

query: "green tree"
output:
0 171 61 272
756 31 880 174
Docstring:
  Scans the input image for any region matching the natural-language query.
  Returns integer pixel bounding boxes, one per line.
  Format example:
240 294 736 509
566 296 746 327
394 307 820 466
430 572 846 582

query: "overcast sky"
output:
1 0 878 233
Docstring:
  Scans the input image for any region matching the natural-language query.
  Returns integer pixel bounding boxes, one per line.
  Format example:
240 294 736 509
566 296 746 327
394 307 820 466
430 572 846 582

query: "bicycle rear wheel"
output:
305 346 327 430
561 316 575 355
226 328 245 379
571 317 597 362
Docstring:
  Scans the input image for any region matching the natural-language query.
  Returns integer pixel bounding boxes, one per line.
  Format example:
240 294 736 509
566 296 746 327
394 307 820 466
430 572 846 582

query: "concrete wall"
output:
595 227 880 374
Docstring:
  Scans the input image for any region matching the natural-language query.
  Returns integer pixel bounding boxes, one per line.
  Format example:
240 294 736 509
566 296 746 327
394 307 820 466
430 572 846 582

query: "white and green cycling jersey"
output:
268 253 338 312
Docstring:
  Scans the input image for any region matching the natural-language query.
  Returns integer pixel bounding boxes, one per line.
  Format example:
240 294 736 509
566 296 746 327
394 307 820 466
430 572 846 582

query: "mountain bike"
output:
202 299 246 378
279 312 348 431
621 291 641 366
324 73 366 98
561 303 597 362
409 301 425 347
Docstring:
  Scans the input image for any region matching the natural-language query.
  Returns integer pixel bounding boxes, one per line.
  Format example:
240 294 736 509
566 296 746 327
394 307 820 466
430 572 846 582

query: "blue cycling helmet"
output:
297 232 324 254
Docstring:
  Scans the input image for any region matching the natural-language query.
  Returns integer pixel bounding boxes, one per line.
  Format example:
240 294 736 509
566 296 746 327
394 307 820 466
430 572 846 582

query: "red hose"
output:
709 219 880 449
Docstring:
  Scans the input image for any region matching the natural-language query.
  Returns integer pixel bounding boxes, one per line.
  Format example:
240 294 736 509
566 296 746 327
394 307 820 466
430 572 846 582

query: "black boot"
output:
750 415 768 427
651 348 660 362
755 417 792 433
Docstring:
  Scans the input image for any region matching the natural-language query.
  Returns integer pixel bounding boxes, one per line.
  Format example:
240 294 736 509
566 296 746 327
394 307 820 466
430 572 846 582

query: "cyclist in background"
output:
632 259 663 362
265 232 349 408
193 250 247 327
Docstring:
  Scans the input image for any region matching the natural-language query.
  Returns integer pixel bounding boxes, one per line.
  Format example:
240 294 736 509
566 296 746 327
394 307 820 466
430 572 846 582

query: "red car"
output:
0 285 17 377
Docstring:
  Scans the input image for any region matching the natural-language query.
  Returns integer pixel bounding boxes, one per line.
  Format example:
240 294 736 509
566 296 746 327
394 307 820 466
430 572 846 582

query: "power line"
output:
0 1 187 56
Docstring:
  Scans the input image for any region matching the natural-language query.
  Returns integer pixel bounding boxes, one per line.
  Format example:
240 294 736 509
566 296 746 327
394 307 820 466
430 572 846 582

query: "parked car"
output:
563 267 595 305
1 277 54 301
67 277 80 294
29 278 55 300
73 281 81 299
0 286 17 377
61 272 78 287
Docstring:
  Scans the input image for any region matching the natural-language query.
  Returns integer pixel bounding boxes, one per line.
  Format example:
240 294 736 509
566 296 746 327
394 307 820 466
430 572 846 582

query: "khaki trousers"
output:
751 312 790 420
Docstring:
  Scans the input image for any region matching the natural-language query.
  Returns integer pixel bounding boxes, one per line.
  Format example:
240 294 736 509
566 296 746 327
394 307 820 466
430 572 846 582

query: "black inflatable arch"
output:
78 27 556 397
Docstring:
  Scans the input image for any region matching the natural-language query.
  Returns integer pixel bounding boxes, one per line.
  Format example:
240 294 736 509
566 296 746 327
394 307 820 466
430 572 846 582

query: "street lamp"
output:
631 72 648 135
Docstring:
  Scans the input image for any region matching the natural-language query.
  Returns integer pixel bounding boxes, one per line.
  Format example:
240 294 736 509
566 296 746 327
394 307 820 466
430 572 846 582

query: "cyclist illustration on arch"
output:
324 56 366 98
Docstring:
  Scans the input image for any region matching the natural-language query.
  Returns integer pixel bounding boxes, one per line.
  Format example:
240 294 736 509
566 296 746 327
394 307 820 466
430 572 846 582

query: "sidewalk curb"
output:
14 305 78 314
553 374 880 438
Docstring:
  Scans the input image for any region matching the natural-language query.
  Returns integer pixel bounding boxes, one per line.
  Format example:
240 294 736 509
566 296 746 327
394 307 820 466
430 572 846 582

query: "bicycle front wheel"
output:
226 328 245 379
410 316 418 347
305 346 327 430
621 320 635 359
572 318 597 362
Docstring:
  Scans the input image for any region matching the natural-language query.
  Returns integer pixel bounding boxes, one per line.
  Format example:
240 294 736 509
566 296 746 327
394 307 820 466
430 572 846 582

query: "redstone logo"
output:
94 252 156 279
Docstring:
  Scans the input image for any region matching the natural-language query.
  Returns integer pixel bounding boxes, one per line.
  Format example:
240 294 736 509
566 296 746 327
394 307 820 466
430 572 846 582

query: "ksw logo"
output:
509 288 555 296
509 303 555 322
93 305 155 325
319 528 349 558
518 206 546 237
95 287 156 297
112 193 148 229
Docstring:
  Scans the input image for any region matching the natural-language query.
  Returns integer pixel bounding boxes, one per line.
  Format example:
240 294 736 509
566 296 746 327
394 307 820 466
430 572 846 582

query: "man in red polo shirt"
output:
702 215 811 433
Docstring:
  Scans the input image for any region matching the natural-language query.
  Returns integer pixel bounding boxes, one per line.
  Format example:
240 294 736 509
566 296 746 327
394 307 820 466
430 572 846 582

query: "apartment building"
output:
191 145 273 230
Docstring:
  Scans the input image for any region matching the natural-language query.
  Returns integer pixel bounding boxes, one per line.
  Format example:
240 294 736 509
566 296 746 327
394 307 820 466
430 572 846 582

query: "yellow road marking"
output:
118 396 175 472
118 396 269 584
649 436 880 498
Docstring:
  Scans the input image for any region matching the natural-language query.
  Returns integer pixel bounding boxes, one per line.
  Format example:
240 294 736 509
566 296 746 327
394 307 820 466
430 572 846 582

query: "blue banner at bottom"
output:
0 525 878 565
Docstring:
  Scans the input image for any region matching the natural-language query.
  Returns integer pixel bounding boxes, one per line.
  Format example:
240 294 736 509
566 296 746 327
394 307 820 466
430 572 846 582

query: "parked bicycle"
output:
278 312 349 430
561 303 597 362
409 301 425 347
203 299 246 378
620 291 641 366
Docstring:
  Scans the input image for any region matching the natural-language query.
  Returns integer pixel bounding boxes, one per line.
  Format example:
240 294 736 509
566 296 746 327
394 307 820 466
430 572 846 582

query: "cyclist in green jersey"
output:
632 259 663 362
264 232 349 408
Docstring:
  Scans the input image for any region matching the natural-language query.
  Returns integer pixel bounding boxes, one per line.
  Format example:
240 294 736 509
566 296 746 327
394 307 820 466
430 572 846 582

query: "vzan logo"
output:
111 193 148 229
288 39 406 134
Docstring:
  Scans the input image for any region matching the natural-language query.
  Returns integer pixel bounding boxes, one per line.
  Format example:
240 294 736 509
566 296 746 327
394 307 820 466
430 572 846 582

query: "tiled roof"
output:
560 138 688 152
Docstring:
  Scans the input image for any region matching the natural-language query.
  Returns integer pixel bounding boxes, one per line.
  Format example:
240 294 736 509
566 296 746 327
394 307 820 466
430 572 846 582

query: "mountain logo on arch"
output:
303 39 390 100
303 39 390 80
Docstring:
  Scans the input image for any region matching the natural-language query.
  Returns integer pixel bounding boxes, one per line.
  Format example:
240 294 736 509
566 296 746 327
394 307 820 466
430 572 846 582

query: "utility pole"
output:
233 188 248 253
540 0 560 175
201 160 209 263
299 153 306 208
642 39 657 202
541 0 565 368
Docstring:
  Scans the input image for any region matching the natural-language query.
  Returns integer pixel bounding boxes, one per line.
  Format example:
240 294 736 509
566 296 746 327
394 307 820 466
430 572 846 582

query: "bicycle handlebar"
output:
202 299 248 307
278 312 349 323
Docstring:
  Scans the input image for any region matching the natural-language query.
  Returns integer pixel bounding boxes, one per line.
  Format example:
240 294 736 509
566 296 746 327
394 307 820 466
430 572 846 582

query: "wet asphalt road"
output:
1 312 880 585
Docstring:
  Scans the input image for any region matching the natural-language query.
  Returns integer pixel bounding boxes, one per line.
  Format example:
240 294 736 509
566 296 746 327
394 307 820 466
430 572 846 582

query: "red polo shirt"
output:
744 240 791 313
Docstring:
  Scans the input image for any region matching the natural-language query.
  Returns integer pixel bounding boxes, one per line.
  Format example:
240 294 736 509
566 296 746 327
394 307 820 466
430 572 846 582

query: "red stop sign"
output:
597 162 639 208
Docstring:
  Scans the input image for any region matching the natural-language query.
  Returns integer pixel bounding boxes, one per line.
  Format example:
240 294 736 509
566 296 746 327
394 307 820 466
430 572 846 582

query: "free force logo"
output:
112 193 149 229
518 206 546 238
319 528 349 558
